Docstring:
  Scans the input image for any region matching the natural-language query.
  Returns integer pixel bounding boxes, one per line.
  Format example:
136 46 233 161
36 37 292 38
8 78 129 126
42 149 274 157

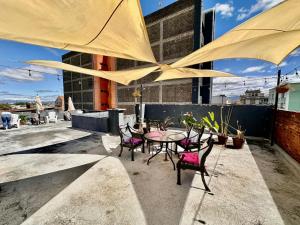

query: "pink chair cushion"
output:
180 138 191 147
181 152 199 166
126 137 143 145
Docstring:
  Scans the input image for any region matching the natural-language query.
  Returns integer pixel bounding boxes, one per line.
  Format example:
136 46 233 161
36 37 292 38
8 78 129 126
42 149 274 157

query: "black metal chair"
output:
175 126 205 153
145 120 162 154
118 124 145 161
176 133 214 192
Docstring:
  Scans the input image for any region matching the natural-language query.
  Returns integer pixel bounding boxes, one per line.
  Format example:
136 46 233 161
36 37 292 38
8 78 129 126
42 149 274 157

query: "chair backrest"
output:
119 124 133 143
199 134 214 169
48 111 56 119
10 114 19 124
146 120 160 133
188 126 204 144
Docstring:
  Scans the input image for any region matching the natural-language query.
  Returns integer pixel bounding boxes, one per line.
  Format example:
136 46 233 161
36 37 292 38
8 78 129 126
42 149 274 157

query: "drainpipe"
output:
271 68 281 146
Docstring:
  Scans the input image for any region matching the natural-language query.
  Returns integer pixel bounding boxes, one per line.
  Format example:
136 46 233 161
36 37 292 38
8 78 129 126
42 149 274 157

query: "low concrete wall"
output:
72 113 109 132
144 104 272 138
275 110 300 163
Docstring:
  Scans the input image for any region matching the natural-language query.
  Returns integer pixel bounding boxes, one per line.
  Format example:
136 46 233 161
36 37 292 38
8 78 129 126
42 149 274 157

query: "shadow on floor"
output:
2 133 106 156
0 162 96 225
111 145 194 225
247 139 300 225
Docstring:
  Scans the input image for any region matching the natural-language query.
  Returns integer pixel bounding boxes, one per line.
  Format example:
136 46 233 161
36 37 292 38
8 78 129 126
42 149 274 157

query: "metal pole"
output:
139 84 143 124
271 69 281 146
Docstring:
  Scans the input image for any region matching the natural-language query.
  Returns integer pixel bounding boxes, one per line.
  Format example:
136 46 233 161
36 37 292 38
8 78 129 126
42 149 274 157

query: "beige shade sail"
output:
27 60 159 85
155 67 235 82
0 0 156 63
67 97 75 112
173 0 300 67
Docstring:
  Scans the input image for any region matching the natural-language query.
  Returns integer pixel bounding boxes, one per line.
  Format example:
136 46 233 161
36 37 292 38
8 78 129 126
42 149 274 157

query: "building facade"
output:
240 89 268 105
117 0 215 113
269 82 300 112
62 52 116 111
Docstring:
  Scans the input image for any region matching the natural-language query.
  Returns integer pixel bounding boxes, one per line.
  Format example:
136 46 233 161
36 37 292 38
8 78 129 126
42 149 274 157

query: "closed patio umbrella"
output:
67 97 75 112
35 95 43 112
0 0 156 63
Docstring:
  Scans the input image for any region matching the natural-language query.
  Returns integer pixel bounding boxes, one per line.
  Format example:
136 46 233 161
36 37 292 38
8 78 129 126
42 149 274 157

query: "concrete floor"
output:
0 123 299 225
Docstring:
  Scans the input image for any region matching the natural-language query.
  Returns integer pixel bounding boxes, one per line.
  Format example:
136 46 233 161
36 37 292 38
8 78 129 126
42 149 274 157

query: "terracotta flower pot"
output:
218 134 228 145
232 137 245 149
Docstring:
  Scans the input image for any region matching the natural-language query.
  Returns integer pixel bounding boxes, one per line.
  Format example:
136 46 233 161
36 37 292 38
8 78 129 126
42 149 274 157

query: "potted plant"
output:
19 115 28 125
180 112 203 130
218 107 232 145
232 121 245 149
202 111 219 133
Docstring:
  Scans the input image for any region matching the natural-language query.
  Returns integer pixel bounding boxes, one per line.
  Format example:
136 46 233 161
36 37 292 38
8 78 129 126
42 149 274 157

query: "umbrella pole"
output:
271 68 281 146
140 84 143 125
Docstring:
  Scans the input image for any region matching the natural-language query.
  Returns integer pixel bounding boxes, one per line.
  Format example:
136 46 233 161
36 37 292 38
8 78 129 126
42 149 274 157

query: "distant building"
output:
269 82 300 112
211 95 229 105
240 89 268 105
62 52 116 111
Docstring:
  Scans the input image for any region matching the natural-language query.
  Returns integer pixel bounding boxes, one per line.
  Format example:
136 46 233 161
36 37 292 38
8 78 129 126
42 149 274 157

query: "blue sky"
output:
0 0 299 101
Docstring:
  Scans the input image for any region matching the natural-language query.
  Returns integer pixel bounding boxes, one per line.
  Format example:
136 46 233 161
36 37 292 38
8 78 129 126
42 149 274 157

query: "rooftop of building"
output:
0 121 299 225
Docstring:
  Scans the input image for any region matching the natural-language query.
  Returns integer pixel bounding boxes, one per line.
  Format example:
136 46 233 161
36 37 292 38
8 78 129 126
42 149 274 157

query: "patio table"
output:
144 130 186 170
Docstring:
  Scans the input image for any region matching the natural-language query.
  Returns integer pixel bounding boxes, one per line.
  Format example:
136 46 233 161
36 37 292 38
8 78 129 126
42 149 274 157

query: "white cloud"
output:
279 61 288 67
212 73 300 98
215 3 234 18
290 48 300 57
0 65 60 82
237 0 284 21
223 68 231 72
0 91 58 102
241 65 266 73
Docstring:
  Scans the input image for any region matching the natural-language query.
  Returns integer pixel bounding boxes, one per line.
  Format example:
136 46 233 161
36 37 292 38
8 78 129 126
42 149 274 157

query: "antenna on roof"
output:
158 0 164 9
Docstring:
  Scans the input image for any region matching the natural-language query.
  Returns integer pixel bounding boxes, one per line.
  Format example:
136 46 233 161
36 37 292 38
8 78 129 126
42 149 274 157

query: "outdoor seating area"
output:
0 120 299 225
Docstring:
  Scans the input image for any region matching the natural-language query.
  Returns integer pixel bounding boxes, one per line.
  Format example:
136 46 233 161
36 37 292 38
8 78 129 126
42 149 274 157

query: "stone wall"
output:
275 110 300 163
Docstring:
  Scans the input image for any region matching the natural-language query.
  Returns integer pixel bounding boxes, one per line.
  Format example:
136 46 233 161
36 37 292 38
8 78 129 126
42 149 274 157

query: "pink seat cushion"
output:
181 152 199 166
180 138 191 147
130 137 143 145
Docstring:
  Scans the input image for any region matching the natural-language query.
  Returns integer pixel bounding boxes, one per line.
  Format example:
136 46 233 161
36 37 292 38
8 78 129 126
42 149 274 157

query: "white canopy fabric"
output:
27 60 159 85
0 0 156 63
173 0 300 67
67 97 75 112
155 67 235 82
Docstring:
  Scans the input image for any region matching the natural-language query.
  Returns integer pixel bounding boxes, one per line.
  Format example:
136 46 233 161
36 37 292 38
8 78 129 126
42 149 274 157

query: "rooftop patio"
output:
0 121 299 225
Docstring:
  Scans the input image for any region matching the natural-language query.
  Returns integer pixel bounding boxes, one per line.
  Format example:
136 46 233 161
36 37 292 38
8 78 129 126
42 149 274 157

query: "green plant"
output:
226 120 245 139
220 106 233 135
202 112 219 133
180 112 203 129
19 115 28 124
0 104 11 110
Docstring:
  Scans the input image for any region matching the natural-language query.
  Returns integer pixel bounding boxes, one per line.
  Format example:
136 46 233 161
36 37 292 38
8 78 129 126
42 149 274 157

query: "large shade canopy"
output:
173 0 300 67
0 0 156 63
27 60 159 85
155 67 235 82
